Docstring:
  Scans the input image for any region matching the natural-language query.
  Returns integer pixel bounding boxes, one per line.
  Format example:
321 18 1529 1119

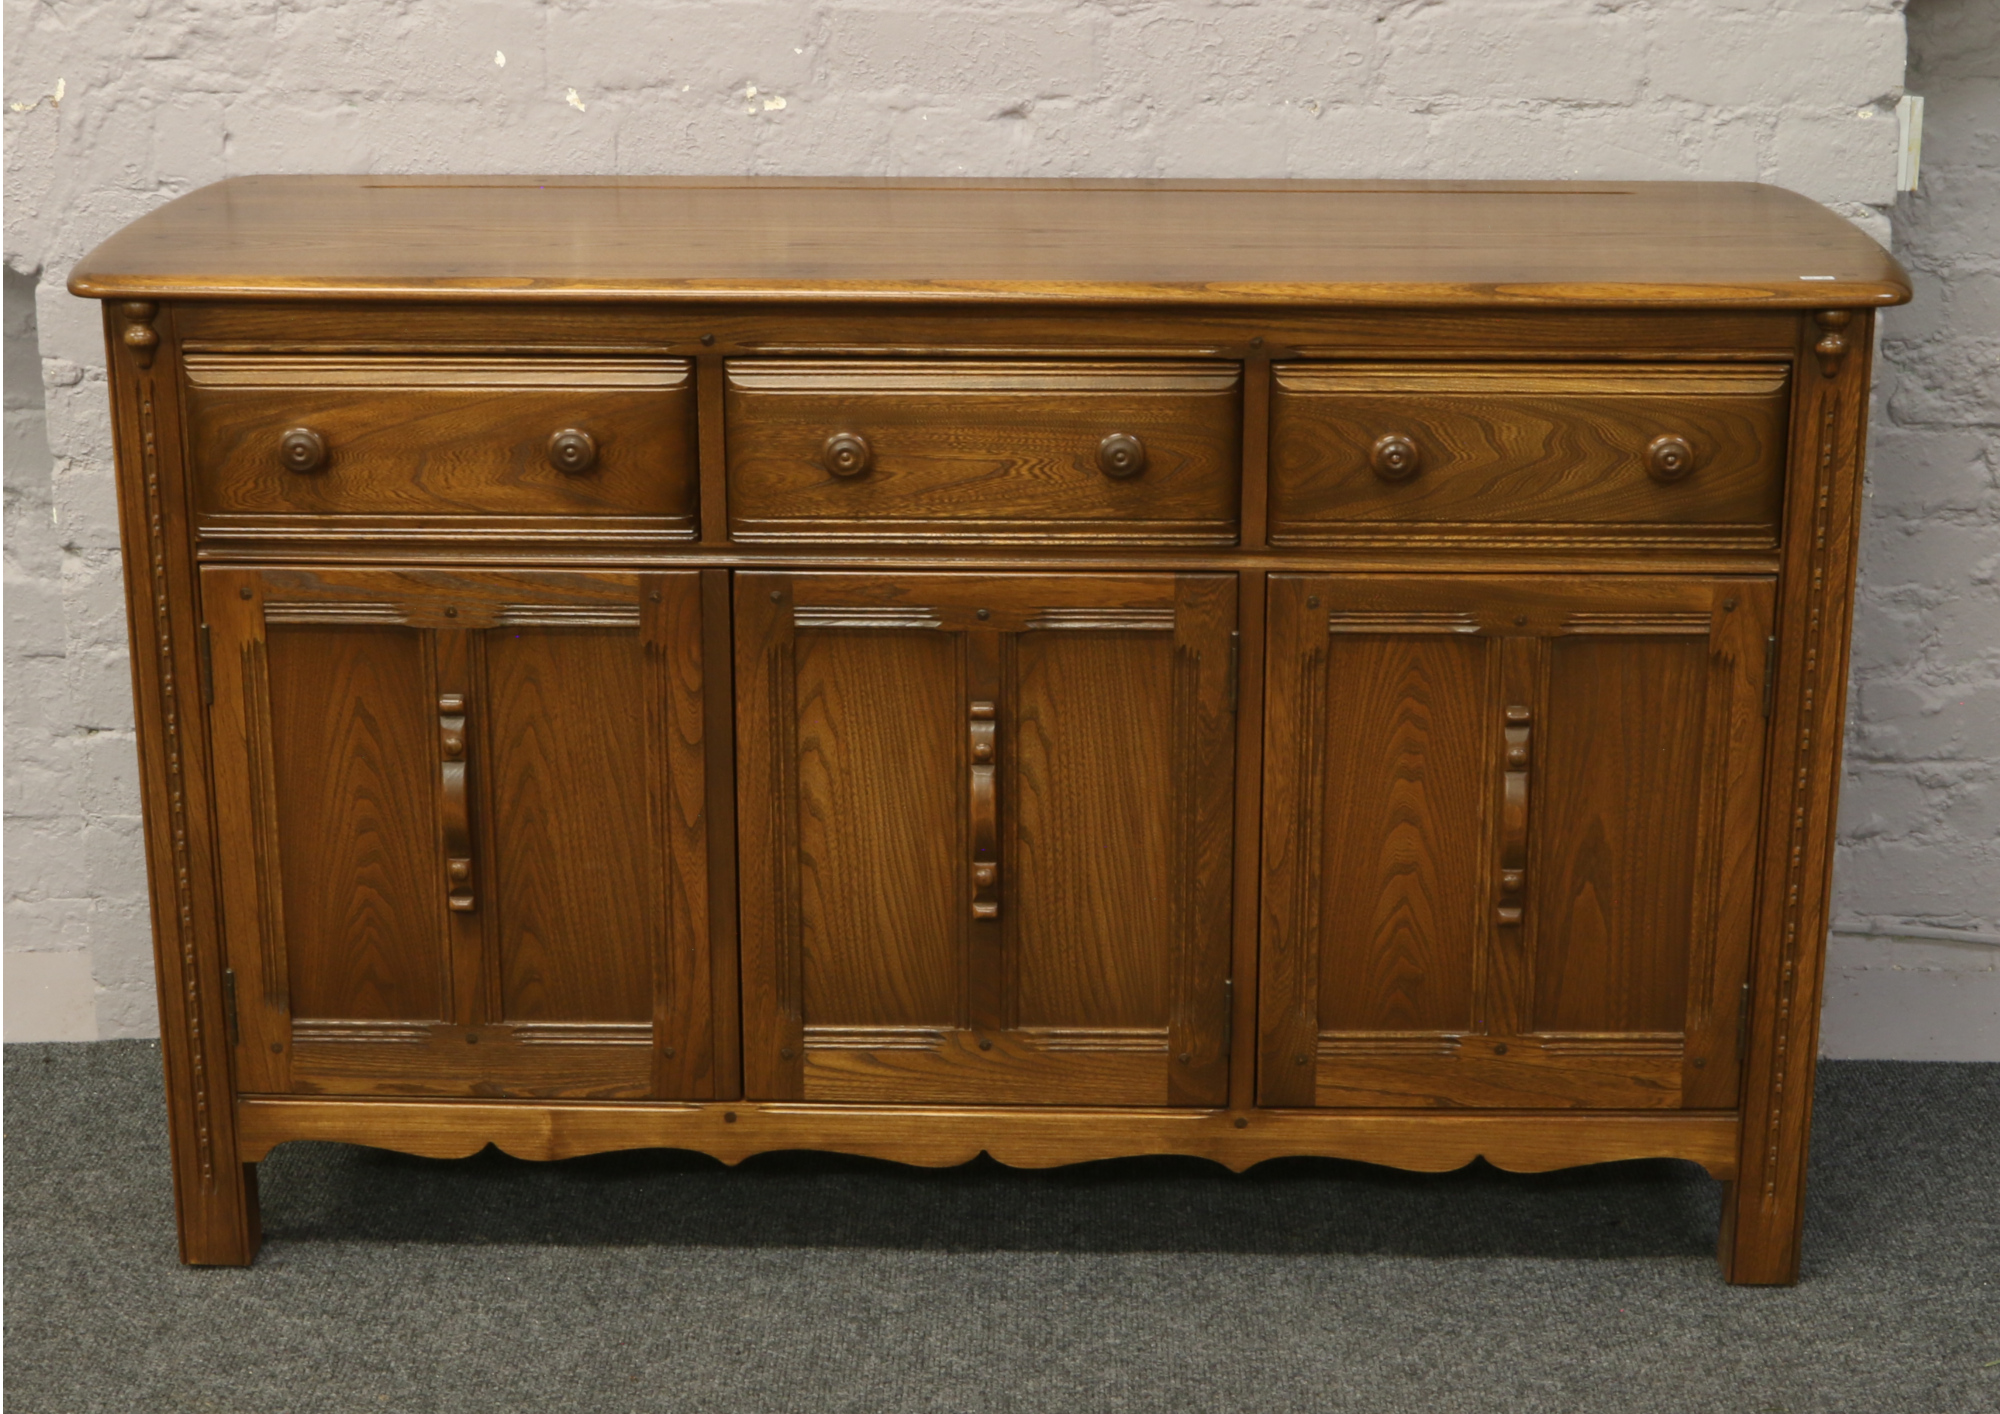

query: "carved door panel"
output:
1259 575 1772 1109
736 571 1237 1105
204 567 713 1099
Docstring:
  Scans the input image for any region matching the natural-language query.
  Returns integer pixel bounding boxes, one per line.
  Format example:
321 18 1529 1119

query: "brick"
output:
549 1 820 97
1648 9 1904 111
1100 6 1379 107
1856 680 2000 760
4 812 90 899
3 731 84 820
825 8 1099 96
1820 937 2000 1061
3 568 65 658
83 818 149 917
1940 771 2000 837
1836 838 2000 918
1770 107 1903 205
2 896 93 955
1381 4 1647 107
86 895 157 993
77 731 140 820
1 656 72 735
1861 426 1991 518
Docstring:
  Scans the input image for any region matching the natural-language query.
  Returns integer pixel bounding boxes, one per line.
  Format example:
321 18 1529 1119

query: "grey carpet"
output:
4 1042 1994 1413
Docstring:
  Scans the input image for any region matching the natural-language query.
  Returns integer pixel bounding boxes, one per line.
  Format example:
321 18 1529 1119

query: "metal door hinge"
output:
1761 636 1776 718
1223 976 1234 1048
222 967 240 1045
1226 631 1241 712
1736 981 1751 1062
199 623 215 706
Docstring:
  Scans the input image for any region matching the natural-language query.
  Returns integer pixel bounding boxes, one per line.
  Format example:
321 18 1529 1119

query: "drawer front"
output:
1269 363 1789 547
185 357 697 538
725 360 1241 543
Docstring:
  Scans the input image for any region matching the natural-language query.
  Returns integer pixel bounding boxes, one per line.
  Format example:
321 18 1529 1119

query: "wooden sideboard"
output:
70 177 1909 1282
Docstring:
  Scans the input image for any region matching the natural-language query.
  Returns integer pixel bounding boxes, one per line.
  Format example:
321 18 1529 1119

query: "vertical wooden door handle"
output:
439 694 475 912
1497 704 1530 926
970 700 1000 920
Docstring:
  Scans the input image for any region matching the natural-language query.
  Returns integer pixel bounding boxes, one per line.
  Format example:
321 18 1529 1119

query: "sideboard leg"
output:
175 1162 262 1267
161 1028 262 1265
1719 1026 1824 1285
1718 1154 1807 1285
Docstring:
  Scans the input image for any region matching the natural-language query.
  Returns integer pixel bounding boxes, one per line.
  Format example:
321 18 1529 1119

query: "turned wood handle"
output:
970 700 1000 921
822 431 873 477
1497 704 1530 927
1370 433 1421 482
439 694 475 913
279 427 328 474
547 428 598 475
1646 434 1696 483
1097 432 1147 479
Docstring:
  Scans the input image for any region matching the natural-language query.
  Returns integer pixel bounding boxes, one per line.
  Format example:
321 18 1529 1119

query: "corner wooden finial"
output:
1812 310 1852 379
120 301 160 369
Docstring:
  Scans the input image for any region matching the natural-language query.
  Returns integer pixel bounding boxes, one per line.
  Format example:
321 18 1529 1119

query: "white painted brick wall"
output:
1827 0 2000 1058
4 0 1984 1056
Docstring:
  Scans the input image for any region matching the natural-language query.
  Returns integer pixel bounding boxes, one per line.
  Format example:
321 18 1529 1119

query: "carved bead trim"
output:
140 371 216 1189
1812 310 1852 380
1765 400 1837 1197
121 301 160 370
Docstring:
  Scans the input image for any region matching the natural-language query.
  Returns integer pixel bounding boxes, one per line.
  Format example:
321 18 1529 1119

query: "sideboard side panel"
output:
1723 310 1876 1285
105 301 260 1264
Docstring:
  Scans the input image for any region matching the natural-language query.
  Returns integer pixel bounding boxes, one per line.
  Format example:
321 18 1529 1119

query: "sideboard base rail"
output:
236 1095 1738 1177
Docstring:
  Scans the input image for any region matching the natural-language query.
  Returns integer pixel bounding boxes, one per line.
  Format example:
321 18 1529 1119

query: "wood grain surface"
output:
725 360 1240 543
1259 574 1772 1111
233 1095 1742 1180
264 623 443 1023
204 568 710 1102
1270 363 1789 547
71 176 1908 308
736 571 1235 1107
184 355 696 536
485 626 654 1024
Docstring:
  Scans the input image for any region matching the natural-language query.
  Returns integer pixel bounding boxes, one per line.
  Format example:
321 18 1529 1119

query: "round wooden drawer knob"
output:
822 431 872 477
547 428 598 475
278 426 327 474
1370 433 1421 482
1097 432 1147 479
1646 434 1696 482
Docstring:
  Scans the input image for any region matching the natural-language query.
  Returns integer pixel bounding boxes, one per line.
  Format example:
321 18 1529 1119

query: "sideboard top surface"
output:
70 176 1910 310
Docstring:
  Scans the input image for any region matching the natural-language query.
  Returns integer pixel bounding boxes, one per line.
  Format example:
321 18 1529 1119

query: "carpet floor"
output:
4 1042 1994 1413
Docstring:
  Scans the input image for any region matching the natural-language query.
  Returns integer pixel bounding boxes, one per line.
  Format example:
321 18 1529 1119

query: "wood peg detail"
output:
1813 309 1853 379
120 301 160 369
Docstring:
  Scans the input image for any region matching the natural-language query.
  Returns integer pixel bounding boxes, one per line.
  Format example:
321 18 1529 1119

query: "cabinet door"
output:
737 572 1236 1105
1259 575 1771 1109
204 568 713 1098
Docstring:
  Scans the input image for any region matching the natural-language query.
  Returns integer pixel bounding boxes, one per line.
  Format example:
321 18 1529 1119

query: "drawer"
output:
1269 363 1790 548
184 356 697 540
724 360 1241 543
